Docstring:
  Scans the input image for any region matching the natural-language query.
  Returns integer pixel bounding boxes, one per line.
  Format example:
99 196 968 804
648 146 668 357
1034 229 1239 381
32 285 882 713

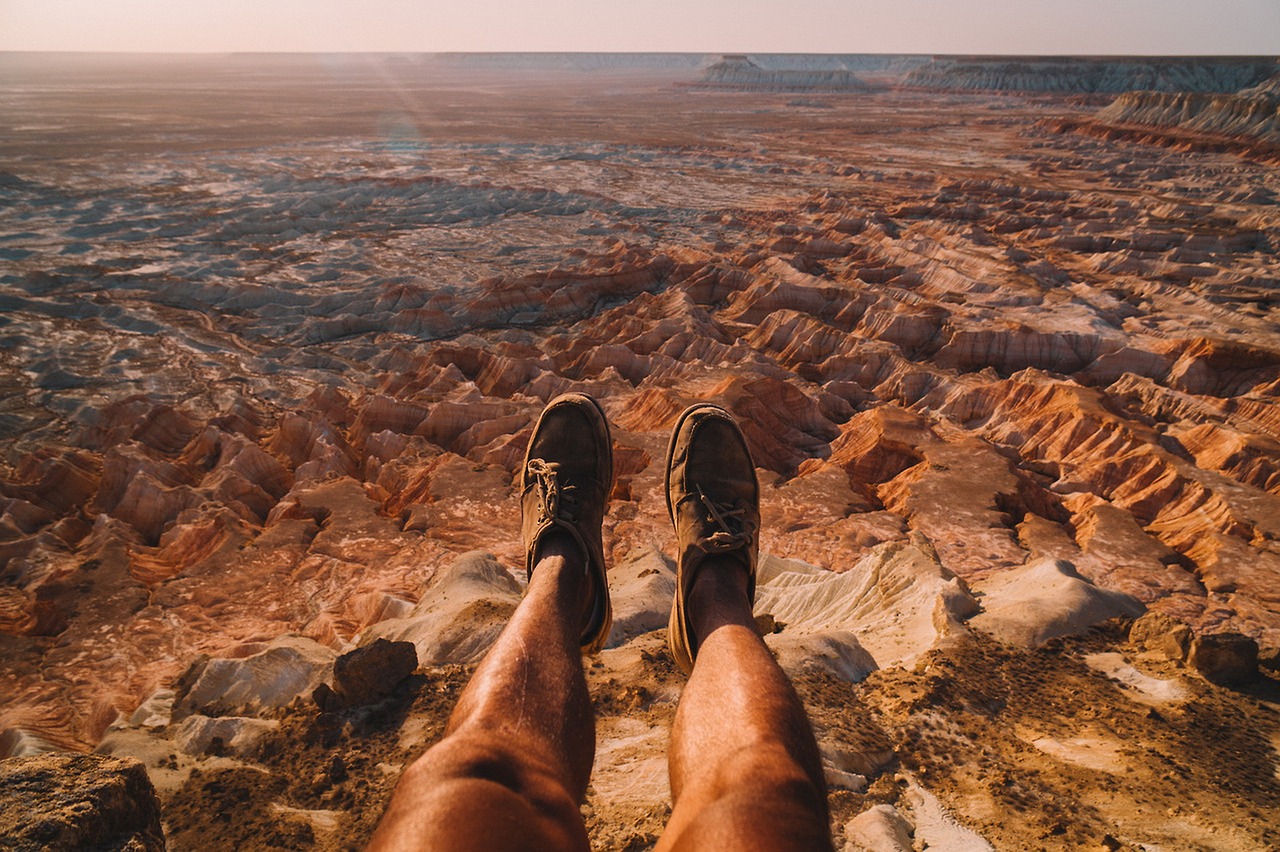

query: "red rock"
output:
130 405 201 456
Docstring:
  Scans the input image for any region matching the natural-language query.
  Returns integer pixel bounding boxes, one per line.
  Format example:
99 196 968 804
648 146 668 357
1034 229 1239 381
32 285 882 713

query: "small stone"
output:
312 682 341 712
754 613 784 635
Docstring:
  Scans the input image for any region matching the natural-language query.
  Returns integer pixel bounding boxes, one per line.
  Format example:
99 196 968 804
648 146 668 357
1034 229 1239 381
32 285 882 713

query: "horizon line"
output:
4 49 1278 59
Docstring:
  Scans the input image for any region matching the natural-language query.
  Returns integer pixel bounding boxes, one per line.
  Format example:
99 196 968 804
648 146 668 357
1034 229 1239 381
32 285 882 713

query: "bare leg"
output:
656 556 833 852
367 533 594 852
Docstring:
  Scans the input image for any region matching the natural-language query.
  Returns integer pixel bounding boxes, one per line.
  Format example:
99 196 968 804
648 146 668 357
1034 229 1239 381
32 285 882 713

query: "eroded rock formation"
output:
0 53 1278 851
1094 73 1280 148
904 56 1276 93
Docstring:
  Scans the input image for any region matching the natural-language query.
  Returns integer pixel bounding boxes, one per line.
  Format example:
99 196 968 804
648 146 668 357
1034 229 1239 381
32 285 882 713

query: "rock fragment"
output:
1127 611 1193 662
0 753 164 851
172 635 336 720
174 715 279 757
844 803 915 852
970 559 1143 648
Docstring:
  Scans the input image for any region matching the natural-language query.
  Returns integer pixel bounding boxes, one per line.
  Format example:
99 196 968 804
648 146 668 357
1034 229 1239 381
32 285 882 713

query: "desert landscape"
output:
1 52 1279 850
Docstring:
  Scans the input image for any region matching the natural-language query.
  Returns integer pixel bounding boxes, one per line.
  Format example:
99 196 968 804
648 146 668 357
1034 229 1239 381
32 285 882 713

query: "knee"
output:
407 737 525 791
688 808 832 852
699 743 830 824
402 737 583 821
375 741 589 852
666 765 834 852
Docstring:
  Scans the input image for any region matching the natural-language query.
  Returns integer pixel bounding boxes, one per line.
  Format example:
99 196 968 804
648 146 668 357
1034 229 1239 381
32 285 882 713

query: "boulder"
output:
1128 611 1193 662
1189 632 1258 686
766 630 877 682
174 715 279 757
360 551 521 665
844 803 915 852
0 753 164 851
321 638 418 709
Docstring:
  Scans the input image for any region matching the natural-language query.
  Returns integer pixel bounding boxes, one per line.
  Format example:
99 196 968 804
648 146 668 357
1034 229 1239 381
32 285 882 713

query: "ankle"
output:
534 528 581 564
686 556 754 640
532 529 595 629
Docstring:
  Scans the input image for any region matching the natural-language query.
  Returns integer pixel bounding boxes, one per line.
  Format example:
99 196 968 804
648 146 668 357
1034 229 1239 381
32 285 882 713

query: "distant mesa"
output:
903 56 1278 94
692 54 878 92
419 51 926 84
1094 72 1280 147
1036 67 1280 161
688 54 1280 97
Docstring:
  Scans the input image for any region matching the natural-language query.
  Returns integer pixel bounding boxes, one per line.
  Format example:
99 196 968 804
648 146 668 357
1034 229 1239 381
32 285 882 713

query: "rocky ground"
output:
1 54 1279 850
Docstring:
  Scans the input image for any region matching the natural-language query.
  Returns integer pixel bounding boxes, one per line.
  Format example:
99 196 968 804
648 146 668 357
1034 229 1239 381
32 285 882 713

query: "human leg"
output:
367 537 596 851
656 404 832 852
368 393 614 851
657 558 831 851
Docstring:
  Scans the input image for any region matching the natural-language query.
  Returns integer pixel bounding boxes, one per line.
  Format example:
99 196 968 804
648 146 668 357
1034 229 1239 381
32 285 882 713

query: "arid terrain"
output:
1 53 1279 850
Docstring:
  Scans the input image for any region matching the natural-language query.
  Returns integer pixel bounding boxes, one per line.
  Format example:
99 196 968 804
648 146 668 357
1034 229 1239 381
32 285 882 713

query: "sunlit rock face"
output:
0 53 1278 850
1095 74 1280 148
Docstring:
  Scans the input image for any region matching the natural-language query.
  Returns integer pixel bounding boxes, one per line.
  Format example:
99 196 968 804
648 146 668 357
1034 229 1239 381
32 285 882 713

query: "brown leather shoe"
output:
521 392 613 653
665 403 760 673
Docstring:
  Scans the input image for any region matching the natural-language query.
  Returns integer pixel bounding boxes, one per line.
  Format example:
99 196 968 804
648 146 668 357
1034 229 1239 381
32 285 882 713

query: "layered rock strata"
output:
1095 74 1280 146
904 56 1277 93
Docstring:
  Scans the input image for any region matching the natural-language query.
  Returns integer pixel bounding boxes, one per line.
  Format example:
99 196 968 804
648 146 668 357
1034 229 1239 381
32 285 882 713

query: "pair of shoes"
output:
521 393 758 671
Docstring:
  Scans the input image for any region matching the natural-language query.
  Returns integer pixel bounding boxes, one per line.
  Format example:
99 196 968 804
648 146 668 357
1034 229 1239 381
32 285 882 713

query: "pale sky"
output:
1 0 1277 55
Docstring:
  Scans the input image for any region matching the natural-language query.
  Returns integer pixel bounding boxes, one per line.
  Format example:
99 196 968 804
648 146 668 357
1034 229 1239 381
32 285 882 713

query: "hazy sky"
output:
2 0 1277 55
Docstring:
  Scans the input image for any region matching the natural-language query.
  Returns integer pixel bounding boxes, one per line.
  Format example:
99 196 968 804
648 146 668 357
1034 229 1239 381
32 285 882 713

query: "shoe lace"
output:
697 486 755 553
527 458 579 523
